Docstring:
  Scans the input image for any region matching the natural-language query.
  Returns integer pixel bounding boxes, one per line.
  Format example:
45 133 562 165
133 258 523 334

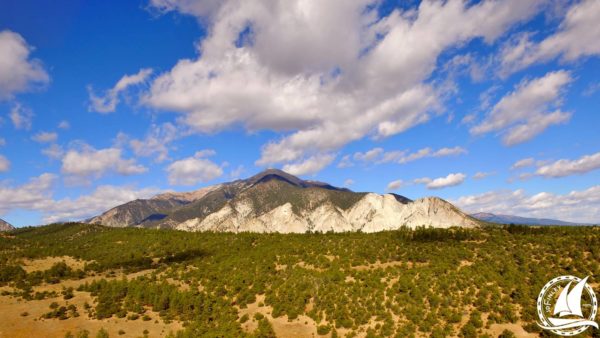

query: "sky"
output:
1 0 600 226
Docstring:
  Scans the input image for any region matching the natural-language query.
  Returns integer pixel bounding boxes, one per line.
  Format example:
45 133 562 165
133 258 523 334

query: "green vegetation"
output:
1 223 600 337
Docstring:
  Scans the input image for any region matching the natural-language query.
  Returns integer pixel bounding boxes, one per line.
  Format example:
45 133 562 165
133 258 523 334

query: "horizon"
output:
1 0 600 227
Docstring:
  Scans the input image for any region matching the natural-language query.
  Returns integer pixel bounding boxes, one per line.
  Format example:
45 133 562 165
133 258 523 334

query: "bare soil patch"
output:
21 256 91 273
0 290 182 338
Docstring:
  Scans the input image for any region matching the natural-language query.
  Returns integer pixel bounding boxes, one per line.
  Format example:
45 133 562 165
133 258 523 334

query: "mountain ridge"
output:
0 218 14 231
88 169 480 232
470 212 586 226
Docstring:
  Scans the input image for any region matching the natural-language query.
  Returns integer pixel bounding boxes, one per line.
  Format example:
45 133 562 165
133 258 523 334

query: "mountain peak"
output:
248 168 304 186
247 169 346 191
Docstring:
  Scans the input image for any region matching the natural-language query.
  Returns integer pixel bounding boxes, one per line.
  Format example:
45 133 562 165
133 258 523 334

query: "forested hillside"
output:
1 224 599 337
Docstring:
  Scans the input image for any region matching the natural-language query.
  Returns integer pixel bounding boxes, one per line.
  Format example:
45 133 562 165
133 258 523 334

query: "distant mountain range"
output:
470 212 586 226
0 218 14 231
88 169 479 232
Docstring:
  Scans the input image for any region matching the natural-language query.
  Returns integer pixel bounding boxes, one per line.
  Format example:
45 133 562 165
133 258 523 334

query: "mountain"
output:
0 218 14 231
88 185 222 227
88 169 480 232
470 212 584 226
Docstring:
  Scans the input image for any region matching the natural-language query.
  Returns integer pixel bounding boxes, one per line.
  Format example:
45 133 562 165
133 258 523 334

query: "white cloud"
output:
344 179 355 187
229 165 245 179
57 120 70 130
511 157 535 169
500 0 600 75
0 173 55 215
536 151 600 178
166 151 223 186
583 82 600 97
353 148 384 162
41 144 64 160
386 179 403 191
0 30 49 100
61 145 148 182
9 103 33 130
454 186 600 224
473 171 495 180
32 131 57 143
432 146 468 157
145 0 542 171
398 148 432 164
88 68 153 113
43 185 160 224
337 155 354 169
129 123 181 162
0 173 159 223
350 146 466 165
415 172 466 190
194 149 216 158
471 70 572 145
0 155 9 172
282 154 335 176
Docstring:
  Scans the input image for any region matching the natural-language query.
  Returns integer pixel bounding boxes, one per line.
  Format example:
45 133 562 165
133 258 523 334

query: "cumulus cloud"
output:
454 186 600 224
344 179 355 187
0 173 55 215
511 157 535 169
43 185 160 223
536 151 600 178
386 179 403 191
88 68 153 113
9 103 33 130
0 173 159 223
145 0 542 172
128 123 182 162
61 145 147 182
0 155 9 172
0 30 49 100
32 131 57 143
282 154 335 176
471 70 572 145
166 151 223 186
500 0 600 75
415 173 466 189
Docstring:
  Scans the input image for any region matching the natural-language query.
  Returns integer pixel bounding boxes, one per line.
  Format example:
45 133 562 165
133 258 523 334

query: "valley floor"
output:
0 224 598 337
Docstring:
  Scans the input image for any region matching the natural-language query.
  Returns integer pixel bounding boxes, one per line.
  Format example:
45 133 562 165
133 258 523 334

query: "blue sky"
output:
1 0 600 226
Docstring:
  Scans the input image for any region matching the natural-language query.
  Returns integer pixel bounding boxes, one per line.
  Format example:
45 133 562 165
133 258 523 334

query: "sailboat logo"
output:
537 275 598 336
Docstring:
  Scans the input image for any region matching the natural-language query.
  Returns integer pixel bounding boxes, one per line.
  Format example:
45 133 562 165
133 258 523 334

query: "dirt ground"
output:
0 256 182 338
0 290 182 338
21 256 91 273
238 294 320 337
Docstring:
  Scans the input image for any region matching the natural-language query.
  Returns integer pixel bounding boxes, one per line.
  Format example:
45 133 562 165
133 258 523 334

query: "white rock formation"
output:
175 193 478 233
